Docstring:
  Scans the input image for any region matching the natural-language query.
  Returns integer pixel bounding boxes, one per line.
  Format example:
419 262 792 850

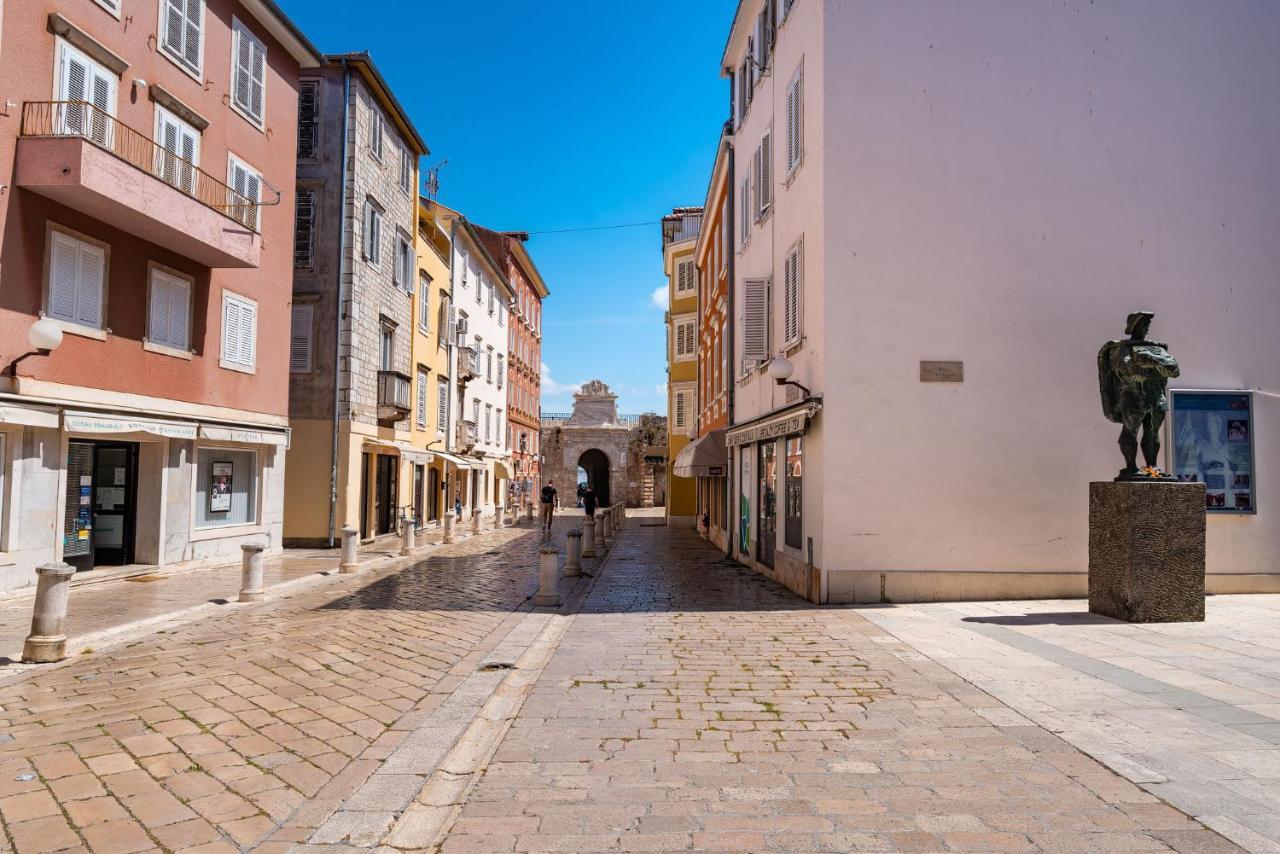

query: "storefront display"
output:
1171 391 1255 514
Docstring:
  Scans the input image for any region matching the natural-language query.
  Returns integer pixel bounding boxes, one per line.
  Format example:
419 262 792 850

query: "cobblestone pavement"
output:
0 513 577 853
438 521 1239 853
859 598 1280 853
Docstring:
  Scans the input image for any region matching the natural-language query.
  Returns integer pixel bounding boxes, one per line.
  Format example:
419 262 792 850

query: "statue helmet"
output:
1125 311 1155 335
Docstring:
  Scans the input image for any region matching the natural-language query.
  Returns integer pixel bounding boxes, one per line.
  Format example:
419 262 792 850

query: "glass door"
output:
757 441 777 568
92 444 137 566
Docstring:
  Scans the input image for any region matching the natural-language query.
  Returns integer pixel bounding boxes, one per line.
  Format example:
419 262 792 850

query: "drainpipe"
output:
326 61 353 548
724 136 736 560
445 217 458 505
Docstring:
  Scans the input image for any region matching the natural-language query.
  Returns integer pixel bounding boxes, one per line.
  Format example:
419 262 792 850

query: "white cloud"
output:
541 362 583 397
650 286 667 310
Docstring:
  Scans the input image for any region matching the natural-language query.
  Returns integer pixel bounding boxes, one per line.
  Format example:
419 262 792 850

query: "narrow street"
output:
0 512 1246 853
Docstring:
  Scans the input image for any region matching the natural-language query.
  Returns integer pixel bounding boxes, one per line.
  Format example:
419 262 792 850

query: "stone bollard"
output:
22 562 76 663
239 543 266 603
536 547 560 607
340 525 360 573
400 516 416 556
581 515 597 559
471 510 481 535
442 513 454 544
565 530 583 577
599 511 611 547
525 503 534 524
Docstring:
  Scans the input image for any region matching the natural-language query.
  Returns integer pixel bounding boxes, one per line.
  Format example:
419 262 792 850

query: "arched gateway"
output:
577 448 612 506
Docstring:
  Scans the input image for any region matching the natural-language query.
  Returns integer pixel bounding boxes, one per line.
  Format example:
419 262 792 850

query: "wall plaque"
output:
920 361 964 383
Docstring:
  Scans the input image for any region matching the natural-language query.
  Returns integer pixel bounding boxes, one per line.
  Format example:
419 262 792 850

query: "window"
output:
399 146 413 194
437 377 449 434
497 356 505 390
785 65 804 175
362 199 383 264
380 323 395 371
438 295 451 347
753 131 773 221
487 282 495 315
370 109 384 160
676 258 696 296
297 79 319 158
160 0 203 75
195 447 258 528
290 303 313 373
739 175 751 248
472 398 480 425
784 435 803 549
419 273 431 332
484 404 492 442
416 367 428 427
459 257 469 292
674 317 696 361
475 268 482 304
220 291 257 371
740 278 769 370
56 41 117 143
46 228 106 331
230 18 266 126
155 106 200 193
783 241 802 347
227 154 262 230
294 188 316 268
147 266 192 352
497 296 505 326
394 230 412 289
486 346 494 383
672 386 694 433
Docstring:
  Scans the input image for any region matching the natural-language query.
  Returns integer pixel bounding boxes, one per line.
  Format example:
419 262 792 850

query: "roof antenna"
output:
423 159 447 200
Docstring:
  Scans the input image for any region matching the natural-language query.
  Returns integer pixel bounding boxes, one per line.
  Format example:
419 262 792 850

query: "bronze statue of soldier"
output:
1097 312 1181 481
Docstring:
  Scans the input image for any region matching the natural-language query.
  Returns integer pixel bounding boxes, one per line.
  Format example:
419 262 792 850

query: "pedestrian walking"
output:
540 481 557 531
582 485 598 519
454 495 463 521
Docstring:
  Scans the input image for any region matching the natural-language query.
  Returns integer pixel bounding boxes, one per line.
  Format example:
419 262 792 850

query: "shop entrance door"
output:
428 467 441 521
412 464 424 527
757 441 776 569
63 441 138 571
375 454 398 535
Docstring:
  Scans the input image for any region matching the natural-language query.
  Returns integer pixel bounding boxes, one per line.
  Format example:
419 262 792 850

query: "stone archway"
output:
577 448 612 506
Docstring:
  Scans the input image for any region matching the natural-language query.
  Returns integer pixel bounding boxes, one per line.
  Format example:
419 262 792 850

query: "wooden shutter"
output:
59 48 89 135
784 246 800 345
223 295 256 368
786 67 803 173
752 144 763 221
164 0 202 71
290 303 313 373
294 189 315 267
233 21 265 122
760 130 773 214
416 369 428 426
157 110 199 192
149 270 190 350
240 300 257 367
740 177 751 246
437 378 448 428
741 278 769 366
674 390 687 431
297 80 319 158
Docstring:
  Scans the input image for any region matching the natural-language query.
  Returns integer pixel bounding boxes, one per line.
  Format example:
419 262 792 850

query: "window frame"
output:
363 198 384 265
153 104 201 194
394 230 413 291
785 63 804 179
297 78 320 159
294 186 317 269
436 377 449 436
783 238 803 349
226 152 263 231
675 257 696 296
419 272 431 333
229 16 267 129
673 315 697 362
144 261 194 357
416 366 429 428
192 444 262 532
399 145 413 195
370 108 385 161
290 301 314 374
219 289 258 373
158 0 205 81
44 222 109 339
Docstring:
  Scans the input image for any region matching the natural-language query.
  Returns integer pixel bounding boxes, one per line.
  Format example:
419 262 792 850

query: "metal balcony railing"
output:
21 101 264 231
376 370 411 420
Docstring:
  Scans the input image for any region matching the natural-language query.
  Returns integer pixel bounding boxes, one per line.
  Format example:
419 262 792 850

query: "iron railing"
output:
21 101 262 231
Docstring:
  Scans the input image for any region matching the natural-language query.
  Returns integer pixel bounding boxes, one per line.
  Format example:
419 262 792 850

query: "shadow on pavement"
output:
961 612 1118 626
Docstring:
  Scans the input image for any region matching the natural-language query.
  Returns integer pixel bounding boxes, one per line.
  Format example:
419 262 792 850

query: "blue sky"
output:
281 0 737 414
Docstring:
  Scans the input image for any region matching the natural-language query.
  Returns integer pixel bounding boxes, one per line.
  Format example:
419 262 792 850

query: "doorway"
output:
428 467 441 521
757 441 776 569
63 440 139 571
375 454 398 535
412 464 424 527
577 448 611 506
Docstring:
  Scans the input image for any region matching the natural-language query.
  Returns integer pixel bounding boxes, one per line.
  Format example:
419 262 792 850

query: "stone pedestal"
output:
239 543 266 602
22 562 76 663
340 525 360 573
581 517 597 559
443 514 454 544
565 530 583 577
471 511 481 535
400 518 416 556
1089 481 1206 622
536 547 560 607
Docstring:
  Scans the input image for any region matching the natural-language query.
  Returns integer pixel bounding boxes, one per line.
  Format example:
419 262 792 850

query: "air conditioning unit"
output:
455 316 469 336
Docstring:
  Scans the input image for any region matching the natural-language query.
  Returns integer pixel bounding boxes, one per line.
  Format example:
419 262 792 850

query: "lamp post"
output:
7 318 63 377
766 354 812 399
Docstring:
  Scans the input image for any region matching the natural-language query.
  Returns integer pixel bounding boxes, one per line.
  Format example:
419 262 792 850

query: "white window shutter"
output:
741 278 769 365
75 243 105 330
222 300 241 364
760 131 773 213
784 247 800 345
241 301 257 367
752 145 763 221
416 369 428 426
437 378 448 428
234 25 252 111
48 233 80 324
290 303 313 372
249 37 266 121
170 277 190 349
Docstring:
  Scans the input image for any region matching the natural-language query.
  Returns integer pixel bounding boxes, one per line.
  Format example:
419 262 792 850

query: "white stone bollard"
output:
581 516 597 558
239 543 266 602
565 530 583 577
22 563 76 663
599 511 611 547
525 503 534 524
400 516 416 556
471 510 481 535
536 547 560 607
442 513 454 544
340 525 360 573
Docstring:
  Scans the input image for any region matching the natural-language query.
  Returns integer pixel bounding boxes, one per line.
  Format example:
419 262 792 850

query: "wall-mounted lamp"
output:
7 317 63 377
766 354 812 399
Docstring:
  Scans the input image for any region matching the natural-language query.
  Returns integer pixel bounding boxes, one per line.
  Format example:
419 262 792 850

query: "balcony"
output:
457 346 479 382
456 419 478 450
15 102 262 268
376 370 411 423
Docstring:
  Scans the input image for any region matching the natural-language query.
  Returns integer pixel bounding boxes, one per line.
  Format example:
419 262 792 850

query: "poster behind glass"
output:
1171 392 1255 514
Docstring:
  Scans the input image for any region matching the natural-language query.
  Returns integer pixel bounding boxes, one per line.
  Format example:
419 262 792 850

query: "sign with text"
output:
1171 391 1255 514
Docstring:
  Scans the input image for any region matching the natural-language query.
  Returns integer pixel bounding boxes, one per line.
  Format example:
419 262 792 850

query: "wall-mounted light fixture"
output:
766 354 812 399
7 317 63 377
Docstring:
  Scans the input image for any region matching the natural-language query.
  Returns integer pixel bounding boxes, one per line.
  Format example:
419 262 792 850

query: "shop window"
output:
195 447 258 528
784 435 803 549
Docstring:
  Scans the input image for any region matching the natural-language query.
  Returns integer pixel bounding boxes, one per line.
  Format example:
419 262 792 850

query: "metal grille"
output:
63 442 93 558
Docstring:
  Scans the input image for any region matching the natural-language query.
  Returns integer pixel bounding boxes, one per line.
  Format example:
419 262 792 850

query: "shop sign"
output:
726 404 820 447
66 413 197 440
1171 391 1256 514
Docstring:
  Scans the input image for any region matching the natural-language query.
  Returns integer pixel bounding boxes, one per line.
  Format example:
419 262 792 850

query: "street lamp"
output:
7 317 63 377
767 354 812 399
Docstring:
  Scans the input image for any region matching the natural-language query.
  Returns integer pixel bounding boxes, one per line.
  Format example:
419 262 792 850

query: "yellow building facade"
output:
662 208 704 524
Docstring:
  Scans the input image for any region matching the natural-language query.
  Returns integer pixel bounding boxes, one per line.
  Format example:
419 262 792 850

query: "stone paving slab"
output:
437 520 1238 853
858 597 1280 852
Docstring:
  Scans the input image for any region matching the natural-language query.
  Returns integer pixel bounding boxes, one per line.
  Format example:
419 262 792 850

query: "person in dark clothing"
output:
539 481 557 531
582 486 598 518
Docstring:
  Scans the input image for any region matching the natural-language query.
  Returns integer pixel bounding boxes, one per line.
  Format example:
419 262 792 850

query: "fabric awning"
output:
673 429 727 478
725 401 823 447
200 425 288 446
0 403 59 429
433 450 475 469
492 460 511 480
65 411 197 440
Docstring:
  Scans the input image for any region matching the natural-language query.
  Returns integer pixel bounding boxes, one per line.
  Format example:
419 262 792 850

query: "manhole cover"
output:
478 662 515 672
126 575 166 583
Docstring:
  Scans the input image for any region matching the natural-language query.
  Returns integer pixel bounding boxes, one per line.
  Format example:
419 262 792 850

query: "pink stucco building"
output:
0 0 322 590
723 0 1280 603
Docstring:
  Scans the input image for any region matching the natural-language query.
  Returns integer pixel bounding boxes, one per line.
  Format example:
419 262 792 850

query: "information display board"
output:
1171 391 1255 514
